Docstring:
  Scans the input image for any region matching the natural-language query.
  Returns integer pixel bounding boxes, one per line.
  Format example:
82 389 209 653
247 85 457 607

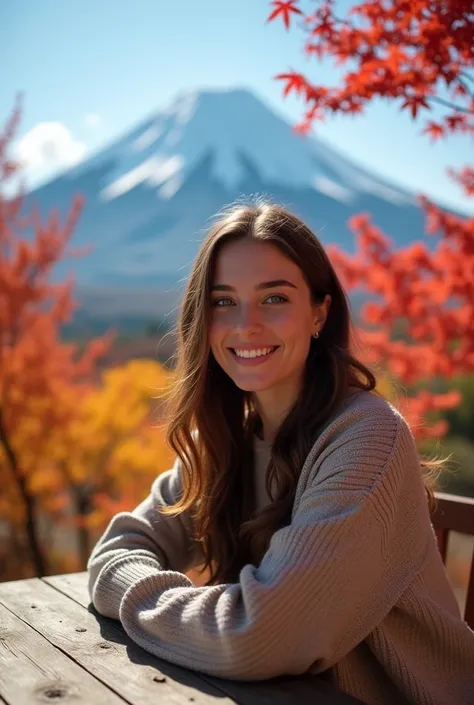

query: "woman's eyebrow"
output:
211 279 298 292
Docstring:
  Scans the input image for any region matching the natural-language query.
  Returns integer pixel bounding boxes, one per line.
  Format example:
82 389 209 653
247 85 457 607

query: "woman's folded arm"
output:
87 456 201 620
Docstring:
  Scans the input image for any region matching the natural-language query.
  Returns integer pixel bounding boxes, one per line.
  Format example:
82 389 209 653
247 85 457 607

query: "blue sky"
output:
1 0 472 213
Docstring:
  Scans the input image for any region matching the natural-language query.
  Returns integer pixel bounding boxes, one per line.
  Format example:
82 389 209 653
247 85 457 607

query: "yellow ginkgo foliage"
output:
36 358 177 568
46 359 172 477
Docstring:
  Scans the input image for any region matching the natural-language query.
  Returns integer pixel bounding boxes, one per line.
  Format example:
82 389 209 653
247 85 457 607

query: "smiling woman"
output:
209 238 331 439
87 198 474 705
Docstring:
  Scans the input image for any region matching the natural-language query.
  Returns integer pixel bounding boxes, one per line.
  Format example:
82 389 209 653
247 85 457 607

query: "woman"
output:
88 201 474 705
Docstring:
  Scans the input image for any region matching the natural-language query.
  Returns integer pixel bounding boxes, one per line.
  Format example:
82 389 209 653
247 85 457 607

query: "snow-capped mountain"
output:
24 87 431 324
98 89 413 205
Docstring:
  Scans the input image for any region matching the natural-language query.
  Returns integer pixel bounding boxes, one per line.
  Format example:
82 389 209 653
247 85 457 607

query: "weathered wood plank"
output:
43 572 90 608
0 602 124 705
0 578 232 705
46 572 365 705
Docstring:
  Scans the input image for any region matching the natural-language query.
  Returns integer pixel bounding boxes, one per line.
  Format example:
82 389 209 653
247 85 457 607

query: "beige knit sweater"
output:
87 391 474 704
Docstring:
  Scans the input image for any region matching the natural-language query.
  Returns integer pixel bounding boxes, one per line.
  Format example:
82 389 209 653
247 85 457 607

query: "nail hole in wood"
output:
43 687 67 699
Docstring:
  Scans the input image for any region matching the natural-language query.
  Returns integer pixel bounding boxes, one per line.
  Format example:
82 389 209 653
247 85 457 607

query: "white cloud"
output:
85 113 101 128
16 122 86 179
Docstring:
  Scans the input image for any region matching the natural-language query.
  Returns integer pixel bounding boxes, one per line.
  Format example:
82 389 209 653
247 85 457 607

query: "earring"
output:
313 331 319 339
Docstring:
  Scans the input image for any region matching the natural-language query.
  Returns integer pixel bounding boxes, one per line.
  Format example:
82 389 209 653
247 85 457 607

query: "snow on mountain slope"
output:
23 87 436 321
98 88 414 206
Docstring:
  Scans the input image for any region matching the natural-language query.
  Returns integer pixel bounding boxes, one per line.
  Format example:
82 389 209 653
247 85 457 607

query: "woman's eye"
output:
211 294 288 307
265 294 287 304
211 297 234 307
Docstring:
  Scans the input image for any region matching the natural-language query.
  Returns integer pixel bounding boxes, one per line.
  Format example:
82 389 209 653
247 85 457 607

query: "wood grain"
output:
0 601 122 705
0 577 228 705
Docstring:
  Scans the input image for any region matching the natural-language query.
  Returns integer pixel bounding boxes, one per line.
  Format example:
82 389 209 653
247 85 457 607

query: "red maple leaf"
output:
267 1 302 30
275 71 307 97
422 121 445 142
401 95 430 118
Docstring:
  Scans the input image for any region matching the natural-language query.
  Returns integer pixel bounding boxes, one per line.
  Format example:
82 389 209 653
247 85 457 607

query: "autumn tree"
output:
0 100 115 577
268 0 474 440
42 359 175 570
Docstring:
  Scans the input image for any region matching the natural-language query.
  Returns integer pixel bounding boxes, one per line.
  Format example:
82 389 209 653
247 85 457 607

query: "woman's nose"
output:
235 305 263 334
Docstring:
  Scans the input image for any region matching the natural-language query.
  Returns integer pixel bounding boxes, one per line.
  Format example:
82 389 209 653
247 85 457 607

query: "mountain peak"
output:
99 86 413 208
26 85 426 311
102 86 337 200
169 86 264 110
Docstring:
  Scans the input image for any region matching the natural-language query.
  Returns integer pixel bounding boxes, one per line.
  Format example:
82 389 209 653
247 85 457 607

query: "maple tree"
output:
269 0 473 137
0 99 115 577
268 0 474 441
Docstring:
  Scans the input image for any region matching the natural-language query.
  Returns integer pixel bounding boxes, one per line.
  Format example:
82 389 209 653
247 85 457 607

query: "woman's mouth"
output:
229 346 279 366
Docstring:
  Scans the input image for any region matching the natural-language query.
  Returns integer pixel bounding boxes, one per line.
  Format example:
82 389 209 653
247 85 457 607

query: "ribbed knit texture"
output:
87 391 474 704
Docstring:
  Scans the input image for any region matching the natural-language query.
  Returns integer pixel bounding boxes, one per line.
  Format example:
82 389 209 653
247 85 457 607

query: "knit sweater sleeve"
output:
116 403 430 681
87 456 201 620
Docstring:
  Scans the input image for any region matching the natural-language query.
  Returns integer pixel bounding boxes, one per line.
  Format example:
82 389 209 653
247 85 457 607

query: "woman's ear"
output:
313 294 332 332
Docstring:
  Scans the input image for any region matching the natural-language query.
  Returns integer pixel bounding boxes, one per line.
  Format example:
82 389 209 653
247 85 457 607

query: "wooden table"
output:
0 571 366 705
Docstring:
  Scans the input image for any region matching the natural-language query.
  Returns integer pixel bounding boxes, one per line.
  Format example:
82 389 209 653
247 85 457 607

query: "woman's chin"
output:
230 375 275 392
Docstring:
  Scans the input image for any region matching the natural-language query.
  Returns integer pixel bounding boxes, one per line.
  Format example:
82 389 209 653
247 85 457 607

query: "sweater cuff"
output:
120 570 194 622
91 555 164 620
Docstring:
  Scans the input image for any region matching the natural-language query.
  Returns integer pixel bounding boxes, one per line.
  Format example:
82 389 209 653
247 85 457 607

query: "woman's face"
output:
209 238 331 396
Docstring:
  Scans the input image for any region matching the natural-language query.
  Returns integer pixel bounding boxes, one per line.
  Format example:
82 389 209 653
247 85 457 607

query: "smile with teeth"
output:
232 346 278 359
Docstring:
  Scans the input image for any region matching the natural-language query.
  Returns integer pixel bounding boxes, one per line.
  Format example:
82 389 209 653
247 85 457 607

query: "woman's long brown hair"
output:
160 199 443 585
